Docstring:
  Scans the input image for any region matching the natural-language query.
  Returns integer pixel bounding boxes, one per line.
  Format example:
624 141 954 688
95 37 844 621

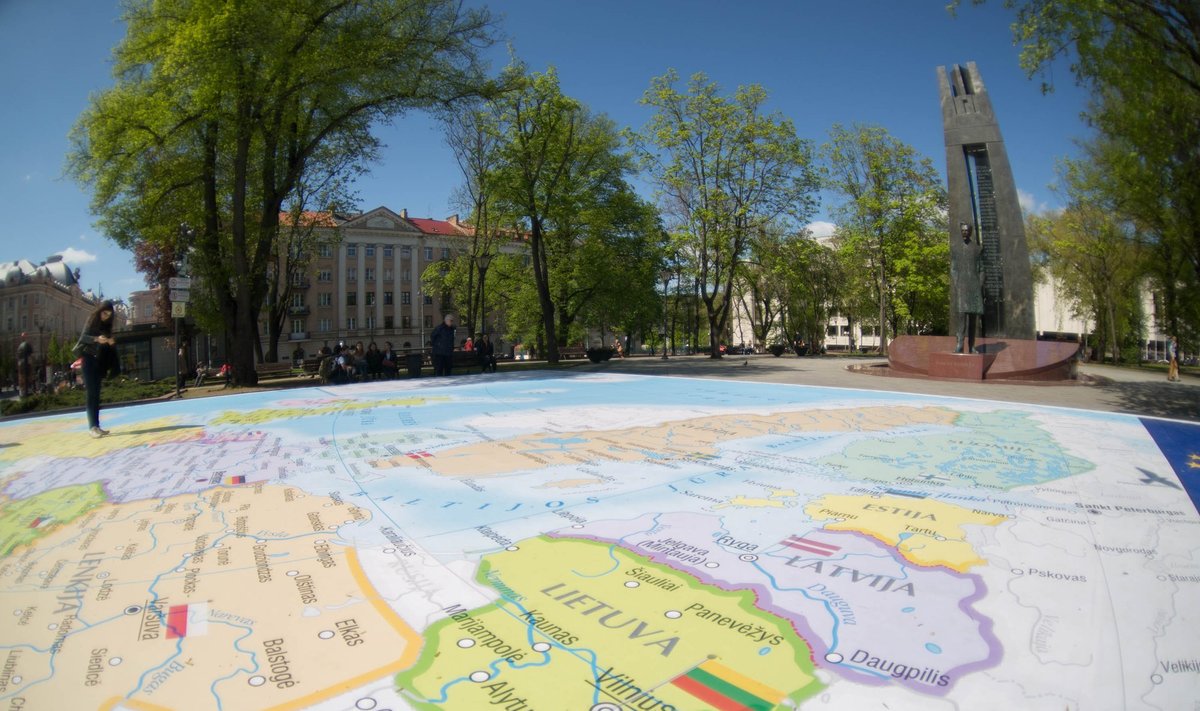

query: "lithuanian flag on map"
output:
669 659 784 710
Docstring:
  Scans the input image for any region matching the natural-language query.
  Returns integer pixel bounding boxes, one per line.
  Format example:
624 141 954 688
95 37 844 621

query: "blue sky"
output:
0 0 1088 303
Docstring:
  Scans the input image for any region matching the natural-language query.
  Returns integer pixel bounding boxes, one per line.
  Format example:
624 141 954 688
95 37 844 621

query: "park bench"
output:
255 361 297 380
559 346 587 359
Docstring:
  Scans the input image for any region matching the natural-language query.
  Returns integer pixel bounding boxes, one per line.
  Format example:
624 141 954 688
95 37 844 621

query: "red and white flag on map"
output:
165 602 209 639
781 535 840 556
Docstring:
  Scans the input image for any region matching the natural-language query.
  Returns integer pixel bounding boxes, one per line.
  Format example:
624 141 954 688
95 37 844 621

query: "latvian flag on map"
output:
165 602 209 639
406 451 433 459
780 535 839 557
669 660 784 711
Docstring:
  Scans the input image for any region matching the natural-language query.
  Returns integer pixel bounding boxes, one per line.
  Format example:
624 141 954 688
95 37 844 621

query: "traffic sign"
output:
171 302 187 318
168 277 192 289
169 290 190 302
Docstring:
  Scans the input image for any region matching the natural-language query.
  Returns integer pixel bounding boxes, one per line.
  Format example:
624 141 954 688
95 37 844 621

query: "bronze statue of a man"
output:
951 222 984 353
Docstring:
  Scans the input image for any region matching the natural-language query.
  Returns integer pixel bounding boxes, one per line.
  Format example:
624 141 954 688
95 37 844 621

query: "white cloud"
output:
805 221 837 240
54 247 98 265
1017 188 1058 216
79 234 88 241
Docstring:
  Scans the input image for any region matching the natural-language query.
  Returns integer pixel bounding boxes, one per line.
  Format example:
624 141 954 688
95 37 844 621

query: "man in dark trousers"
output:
430 314 457 376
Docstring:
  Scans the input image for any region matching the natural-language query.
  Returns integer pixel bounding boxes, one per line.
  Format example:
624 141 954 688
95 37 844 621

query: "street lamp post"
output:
660 269 671 361
174 224 195 399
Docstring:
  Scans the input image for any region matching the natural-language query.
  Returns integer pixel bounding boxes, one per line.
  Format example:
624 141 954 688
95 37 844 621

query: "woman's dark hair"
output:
84 299 116 334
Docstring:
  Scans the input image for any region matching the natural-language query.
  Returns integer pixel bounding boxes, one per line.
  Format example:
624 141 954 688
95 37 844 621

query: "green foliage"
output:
1 377 176 416
823 124 947 349
452 64 661 359
69 0 497 384
632 70 820 357
1028 156 1146 362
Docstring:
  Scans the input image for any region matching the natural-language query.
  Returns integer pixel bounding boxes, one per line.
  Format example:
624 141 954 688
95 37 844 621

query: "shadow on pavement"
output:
1101 380 1200 421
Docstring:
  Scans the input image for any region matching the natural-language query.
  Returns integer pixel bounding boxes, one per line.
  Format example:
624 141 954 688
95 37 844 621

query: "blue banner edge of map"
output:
1139 417 1200 514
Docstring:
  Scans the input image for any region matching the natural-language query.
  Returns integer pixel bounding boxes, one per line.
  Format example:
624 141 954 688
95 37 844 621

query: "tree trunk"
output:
530 220 559 362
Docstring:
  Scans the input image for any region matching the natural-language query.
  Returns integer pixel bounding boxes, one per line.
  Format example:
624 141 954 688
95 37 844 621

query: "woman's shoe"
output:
90 427 110 438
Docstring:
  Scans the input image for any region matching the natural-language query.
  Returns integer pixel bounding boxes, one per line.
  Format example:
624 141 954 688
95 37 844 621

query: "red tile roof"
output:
407 217 472 236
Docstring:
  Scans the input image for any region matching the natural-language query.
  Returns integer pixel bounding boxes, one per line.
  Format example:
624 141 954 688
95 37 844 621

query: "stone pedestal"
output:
888 336 1079 381
929 351 995 380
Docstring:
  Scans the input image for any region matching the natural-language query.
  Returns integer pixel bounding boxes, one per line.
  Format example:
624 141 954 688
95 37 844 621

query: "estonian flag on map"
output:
669 660 784 711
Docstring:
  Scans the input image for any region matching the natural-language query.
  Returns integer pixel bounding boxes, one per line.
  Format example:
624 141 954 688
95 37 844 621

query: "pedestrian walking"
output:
430 314 456 376
1167 336 1180 382
74 300 116 437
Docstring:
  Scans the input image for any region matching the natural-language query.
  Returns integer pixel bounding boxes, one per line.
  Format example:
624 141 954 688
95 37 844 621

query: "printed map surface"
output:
1 372 1198 711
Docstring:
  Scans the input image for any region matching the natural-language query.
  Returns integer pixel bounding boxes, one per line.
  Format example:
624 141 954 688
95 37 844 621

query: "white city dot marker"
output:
318 630 335 640
664 610 682 619
469 671 491 682
248 676 266 687
457 639 476 648
532 642 551 653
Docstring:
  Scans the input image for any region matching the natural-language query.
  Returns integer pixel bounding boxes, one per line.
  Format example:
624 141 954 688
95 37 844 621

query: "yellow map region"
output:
0 482 107 557
212 396 439 425
0 484 420 710
396 536 822 710
806 494 1008 572
714 489 800 509
370 406 959 476
0 417 204 463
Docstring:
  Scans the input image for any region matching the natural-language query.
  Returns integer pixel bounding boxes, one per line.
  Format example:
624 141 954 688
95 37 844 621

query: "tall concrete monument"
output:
938 62 1034 341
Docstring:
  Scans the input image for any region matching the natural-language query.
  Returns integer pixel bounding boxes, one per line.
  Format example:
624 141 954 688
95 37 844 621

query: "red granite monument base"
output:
929 351 996 380
888 335 1079 382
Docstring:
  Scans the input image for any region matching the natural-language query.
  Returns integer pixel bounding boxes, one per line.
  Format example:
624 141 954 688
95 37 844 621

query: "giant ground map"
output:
1 372 1198 710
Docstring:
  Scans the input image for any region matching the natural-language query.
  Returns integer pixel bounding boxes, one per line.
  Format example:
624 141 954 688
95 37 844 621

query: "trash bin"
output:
406 352 423 378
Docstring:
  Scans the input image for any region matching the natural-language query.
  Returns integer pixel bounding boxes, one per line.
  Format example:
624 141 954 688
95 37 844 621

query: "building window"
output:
346 267 356 282
291 319 305 334
424 247 433 261
291 273 307 287
384 246 393 258
423 315 432 328
365 291 375 306
402 315 412 328
346 292 357 306
383 268 393 281
346 244 357 257
384 291 393 305
365 267 375 281
366 245 375 257
318 269 332 282
365 316 375 329
402 271 411 282
441 247 450 260
385 315 393 329
347 317 357 330
319 244 332 258
291 293 305 307
402 246 412 258
401 291 411 305
319 318 332 332
423 294 433 305
33 294 41 305
318 293 332 307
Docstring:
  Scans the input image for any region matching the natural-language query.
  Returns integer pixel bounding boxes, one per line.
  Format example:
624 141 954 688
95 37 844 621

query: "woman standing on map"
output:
74 299 116 438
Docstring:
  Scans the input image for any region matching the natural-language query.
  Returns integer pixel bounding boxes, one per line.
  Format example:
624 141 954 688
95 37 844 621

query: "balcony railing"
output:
288 332 309 341
290 278 311 289
288 305 310 316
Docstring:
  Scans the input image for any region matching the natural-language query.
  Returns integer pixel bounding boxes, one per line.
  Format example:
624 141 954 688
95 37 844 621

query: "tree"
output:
69 0 496 385
489 65 634 362
633 70 820 358
822 124 945 354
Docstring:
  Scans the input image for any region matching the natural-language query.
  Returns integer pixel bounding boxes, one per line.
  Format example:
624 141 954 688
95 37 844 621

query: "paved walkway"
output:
595 354 1200 422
